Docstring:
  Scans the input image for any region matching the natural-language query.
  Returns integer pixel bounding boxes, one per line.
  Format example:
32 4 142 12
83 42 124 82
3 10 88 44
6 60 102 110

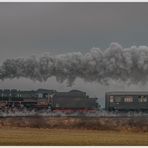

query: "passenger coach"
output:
105 91 148 112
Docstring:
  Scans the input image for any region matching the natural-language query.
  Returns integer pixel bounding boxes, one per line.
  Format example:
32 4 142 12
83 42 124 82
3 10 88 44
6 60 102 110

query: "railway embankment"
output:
0 116 147 132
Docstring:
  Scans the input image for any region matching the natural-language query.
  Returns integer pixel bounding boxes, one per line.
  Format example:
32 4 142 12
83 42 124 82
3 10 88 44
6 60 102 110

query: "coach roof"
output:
106 91 148 95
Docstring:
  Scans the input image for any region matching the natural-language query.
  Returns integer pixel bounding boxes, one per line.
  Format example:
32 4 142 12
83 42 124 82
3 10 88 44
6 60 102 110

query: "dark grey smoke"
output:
1 42 148 86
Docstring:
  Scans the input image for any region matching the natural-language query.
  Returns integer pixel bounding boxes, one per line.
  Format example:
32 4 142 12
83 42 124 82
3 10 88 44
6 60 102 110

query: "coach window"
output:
114 96 122 102
109 96 114 102
124 96 133 102
138 96 147 102
143 98 147 102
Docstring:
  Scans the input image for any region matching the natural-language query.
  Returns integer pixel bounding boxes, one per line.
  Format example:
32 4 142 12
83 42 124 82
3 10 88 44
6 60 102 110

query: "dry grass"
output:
0 127 147 145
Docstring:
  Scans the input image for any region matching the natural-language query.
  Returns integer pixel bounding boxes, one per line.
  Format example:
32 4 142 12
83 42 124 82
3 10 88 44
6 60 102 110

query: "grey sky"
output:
0 3 148 106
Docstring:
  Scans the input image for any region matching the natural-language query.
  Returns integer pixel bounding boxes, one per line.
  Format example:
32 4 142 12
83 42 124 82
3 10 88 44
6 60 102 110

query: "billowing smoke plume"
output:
1 42 148 85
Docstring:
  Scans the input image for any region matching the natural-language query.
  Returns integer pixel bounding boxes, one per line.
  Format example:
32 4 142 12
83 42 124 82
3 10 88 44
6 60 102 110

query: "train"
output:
0 89 99 113
0 89 148 113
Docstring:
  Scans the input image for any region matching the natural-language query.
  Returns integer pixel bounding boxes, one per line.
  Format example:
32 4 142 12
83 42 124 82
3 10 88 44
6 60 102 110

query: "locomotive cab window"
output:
43 93 48 99
38 93 43 98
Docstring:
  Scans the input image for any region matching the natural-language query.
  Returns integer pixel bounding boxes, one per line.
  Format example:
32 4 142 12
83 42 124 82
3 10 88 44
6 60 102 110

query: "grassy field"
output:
0 127 147 145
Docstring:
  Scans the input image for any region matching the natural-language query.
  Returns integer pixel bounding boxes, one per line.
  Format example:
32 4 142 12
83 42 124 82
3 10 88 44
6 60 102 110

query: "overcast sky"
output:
1 3 148 106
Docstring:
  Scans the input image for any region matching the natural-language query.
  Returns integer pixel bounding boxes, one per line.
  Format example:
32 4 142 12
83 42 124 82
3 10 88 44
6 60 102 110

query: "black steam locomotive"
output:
0 89 99 113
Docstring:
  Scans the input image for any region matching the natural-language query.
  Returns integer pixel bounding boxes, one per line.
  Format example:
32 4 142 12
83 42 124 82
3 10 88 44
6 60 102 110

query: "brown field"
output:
0 116 147 145
0 127 147 146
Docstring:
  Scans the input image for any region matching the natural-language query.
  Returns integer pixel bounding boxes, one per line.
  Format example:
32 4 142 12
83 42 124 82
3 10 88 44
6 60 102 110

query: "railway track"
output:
0 112 148 118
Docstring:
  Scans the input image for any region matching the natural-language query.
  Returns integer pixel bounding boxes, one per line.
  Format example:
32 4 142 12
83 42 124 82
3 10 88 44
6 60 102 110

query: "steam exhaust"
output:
1 42 148 85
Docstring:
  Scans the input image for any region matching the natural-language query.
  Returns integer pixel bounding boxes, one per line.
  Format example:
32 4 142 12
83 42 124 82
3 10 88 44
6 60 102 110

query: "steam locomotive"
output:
0 89 99 113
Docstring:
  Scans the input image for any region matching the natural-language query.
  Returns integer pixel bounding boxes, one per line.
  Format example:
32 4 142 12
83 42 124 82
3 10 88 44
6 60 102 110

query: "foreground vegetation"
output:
0 127 147 145
0 116 148 132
